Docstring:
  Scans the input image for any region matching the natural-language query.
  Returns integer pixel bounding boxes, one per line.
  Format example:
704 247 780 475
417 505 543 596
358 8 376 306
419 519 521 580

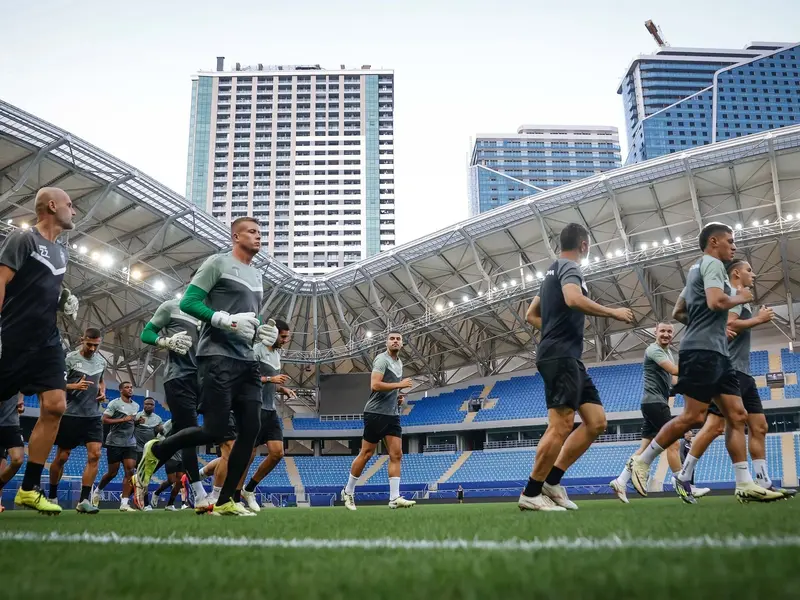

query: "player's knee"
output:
725 406 748 428
389 448 403 462
710 419 726 437
750 418 768 437
87 451 100 464
269 447 284 461
10 455 24 468
41 395 66 419
361 447 375 460
587 416 607 438
550 419 573 440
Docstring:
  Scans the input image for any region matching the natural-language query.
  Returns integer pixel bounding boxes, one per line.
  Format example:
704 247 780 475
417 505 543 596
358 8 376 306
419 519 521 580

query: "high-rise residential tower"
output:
186 59 395 275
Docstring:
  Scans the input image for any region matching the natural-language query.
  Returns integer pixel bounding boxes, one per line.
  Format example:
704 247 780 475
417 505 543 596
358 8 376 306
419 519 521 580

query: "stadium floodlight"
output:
536 271 544 279
525 274 534 282
509 279 517 287
675 236 682 242
651 241 659 248
20 222 29 230
501 282 508 289
175 292 182 299
152 280 165 292
365 331 373 338
78 246 88 254
435 303 444 312
90 252 100 262
640 243 648 251
447 300 454 308
477 290 484 297
606 252 613 259
580 258 589 266
462 295 469 303
615 249 623 257
763 218 770 225
787 214 795 221
594 256 600 262
72 243 78 249
663 239 670 246
753 220 760 227
122 266 128 273
130 269 142 280
735 223 742 230
100 254 113 268
5 219 11 225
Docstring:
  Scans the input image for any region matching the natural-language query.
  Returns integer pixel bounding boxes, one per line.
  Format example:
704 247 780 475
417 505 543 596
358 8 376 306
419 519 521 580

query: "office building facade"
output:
185 59 395 275
619 42 800 163
468 125 621 216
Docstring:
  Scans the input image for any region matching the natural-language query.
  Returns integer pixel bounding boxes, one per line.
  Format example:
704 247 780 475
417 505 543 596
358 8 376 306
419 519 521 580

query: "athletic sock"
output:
232 489 242 503
545 466 565 486
522 477 543 498
615 463 632 486
345 474 358 495
677 455 698 483
21 462 44 492
121 497 129 507
245 478 258 493
80 485 92 502
48 484 58 499
734 461 753 485
752 459 772 488
191 481 207 500
389 477 400 501
639 441 664 466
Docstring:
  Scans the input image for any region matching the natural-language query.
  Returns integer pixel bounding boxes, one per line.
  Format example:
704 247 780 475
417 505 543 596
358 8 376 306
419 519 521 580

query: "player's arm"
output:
727 304 774 333
370 357 413 392
97 372 106 402
526 295 542 330
0 230 34 315
672 291 688 325
102 402 132 424
559 262 633 323
703 260 752 311
140 301 173 345
0 266 15 314
647 345 679 377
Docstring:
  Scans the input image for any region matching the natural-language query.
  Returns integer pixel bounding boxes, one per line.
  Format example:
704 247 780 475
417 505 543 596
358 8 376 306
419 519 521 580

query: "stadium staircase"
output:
781 432 799 487
437 451 472 483
283 456 310 507
358 455 388 485
282 417 294 431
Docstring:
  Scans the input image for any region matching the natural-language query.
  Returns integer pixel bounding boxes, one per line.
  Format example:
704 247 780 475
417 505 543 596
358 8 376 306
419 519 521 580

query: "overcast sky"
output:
2 0 798 244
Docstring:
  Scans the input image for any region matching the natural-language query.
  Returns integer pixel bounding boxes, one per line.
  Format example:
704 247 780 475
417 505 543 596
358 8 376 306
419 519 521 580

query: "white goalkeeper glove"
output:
256 319 278 346
210 311 259 342
156 331 193 355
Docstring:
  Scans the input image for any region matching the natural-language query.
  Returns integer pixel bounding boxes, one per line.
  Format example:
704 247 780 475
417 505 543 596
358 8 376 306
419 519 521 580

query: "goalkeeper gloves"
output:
156 331 193 355
210 311 259 342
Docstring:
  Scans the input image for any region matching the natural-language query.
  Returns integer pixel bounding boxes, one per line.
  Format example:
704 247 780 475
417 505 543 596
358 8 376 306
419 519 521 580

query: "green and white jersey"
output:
0 395 20 428
64 350 107 418
157 419 181 461
134 411 163 451
729 303 753 374
103 398 140 448
642 343 674 405
254 342 281 411
191 253 263 361
363 351 403 416
148 299 200 382
678 255 732 356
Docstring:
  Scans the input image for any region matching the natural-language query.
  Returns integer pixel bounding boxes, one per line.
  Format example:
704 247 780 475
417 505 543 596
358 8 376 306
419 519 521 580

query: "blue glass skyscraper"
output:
620 42 800 163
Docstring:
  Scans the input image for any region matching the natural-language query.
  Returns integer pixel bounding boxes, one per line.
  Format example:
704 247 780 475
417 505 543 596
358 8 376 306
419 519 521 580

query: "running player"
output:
149 419 186 510
628 223 783 502
0 187 76 514
95 382 139 511
134 294 200 509
0 394 25 512
136 217 277 517
522 223 634 511
48 328 106 514
341 331 415 511
241 319 294 513
673 259 796 502
609 322 683 502
134 398 163 467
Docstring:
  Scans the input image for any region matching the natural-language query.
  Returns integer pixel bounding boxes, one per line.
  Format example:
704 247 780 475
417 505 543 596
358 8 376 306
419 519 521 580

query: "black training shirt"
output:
536 258 587 361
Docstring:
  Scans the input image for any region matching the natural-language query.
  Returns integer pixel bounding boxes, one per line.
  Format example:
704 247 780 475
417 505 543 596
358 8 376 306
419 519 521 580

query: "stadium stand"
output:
781 348 800 375
474 375 546 421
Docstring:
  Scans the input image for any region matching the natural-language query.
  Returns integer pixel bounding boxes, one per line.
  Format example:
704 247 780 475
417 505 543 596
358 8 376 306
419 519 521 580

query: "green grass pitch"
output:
0 496 798 599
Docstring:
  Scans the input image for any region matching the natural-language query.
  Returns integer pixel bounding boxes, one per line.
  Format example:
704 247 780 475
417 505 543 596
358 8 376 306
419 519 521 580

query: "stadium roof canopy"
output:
2 99 800 391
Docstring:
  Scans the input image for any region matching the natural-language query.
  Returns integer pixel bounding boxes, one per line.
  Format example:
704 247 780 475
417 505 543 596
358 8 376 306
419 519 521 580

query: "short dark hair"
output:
274 318 290 333
84 327 102 339
559 223 590 252
144 396 155 404
725 258 748 274
655 321 673 328
698 222 732 251
119 381 132 390
231 217 259 233
387 330 402 338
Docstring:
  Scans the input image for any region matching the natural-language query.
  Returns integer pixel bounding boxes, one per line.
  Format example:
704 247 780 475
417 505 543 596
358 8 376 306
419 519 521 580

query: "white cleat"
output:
164 505 178 511
194 497 214 515
90 486 101 508
236 501 256 516
518 493 567 512
542 482 578 510
735 481 784 503
609 479 630 504
628 456 650 497
388 496 416 509
341 489 357 511
692 486 711 498
241 490 261 513
119 503 136 512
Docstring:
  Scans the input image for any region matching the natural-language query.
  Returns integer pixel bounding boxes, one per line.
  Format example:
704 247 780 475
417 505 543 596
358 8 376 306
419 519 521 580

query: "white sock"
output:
733 461 753 485
639 441 664 466
120 497 129 507
615 463 632 486
199 465 208 478
677 455 698 482
752 459 771 488
389 476 400 501
345 474 359 495
191 481 207 500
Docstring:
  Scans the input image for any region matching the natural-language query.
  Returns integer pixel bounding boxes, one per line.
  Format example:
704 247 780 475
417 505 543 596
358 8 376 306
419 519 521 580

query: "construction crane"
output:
645 20 669 47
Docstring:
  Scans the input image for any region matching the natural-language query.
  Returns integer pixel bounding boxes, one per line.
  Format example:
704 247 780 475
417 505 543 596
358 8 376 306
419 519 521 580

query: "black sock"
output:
244 478 258 493
80 485 92 502
523 477 544 498
545 466 566 486
21 462 44 492
233 489 242 503
48 484 59 499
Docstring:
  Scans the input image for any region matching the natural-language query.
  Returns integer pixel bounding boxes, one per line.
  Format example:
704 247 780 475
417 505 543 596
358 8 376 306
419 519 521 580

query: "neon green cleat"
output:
14 487 62 515
134 439 160 509
212 500 255 517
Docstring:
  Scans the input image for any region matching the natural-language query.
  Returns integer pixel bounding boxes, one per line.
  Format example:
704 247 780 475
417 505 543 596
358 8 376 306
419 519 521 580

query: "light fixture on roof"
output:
606 252 613 259
640 243 648 251
501 282 508 289
447 300 454 308
122 266 128 273
525 274 534 282
594 256 600 262
787 213 794 221
130 269 142 280
5 219 11 225
663 238 670 246
580 258 589 266
79 246 88 255
20 223 29 230
753 220 760 227
477 290 484 297
763 218 770 225
72 243 78 249
651 241 659 248
100 254 114 268
734 224 742 230
435 303 444 312
462 295 469 303
536 271 544 279
152 280 165 292
175 292 183 299
90 252 100 262
675 236 682 243
365 331 373 338
509 279 517 287
615 249 623 257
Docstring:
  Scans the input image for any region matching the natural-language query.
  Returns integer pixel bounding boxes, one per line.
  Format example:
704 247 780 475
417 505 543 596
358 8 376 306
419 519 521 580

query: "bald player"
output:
0 187 77 514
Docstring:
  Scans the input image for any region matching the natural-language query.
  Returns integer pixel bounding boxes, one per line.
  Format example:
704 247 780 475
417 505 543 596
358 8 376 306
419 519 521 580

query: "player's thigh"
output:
576 397 606 433
163 377 199 429
545 405 575 436
197 357 237 426
383 434 402 456
86 441 102 461
538 358 582 411
713 393 747 423
37 388 67 416
220 439 234 460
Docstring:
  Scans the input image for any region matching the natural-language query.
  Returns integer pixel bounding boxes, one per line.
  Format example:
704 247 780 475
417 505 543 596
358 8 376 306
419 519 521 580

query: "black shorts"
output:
673 350 739 404
0 344 66 401
55 416 103 449
255 410 283 446
223 412 237 442
709 371 763 417
106 446 137 464
197 355 261 439
0 426 24 451
165 457 184 475
163 375 200 430
537 357 602 411
641 403 672 439
362 412 402 444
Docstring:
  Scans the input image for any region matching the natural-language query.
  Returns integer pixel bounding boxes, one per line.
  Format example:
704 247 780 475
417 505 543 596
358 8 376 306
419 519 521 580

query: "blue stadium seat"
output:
781 348 800 376
474 375 546 421
749 350 769 377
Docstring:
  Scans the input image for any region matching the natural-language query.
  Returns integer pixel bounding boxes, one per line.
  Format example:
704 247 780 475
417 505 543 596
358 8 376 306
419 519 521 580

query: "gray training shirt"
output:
363 351 403 416
678 255 732 357
64 350 106 418
191 253 263 361
103 398 140 448
134 411 163 452
148 298 200 382
728 303 753 374
254 342 281 411
642 343 674 405
536 258 588 361
0 395 20 428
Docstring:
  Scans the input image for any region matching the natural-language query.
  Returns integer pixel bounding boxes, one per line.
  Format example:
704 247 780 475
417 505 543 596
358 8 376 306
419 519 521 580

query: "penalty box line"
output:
2 530 800 551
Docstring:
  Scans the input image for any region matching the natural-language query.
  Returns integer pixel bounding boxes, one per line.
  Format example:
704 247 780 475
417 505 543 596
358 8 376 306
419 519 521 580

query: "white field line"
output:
1 530 799 552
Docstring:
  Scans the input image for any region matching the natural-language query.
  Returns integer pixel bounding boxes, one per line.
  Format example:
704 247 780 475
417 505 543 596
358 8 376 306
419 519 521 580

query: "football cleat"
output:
518 493 567 512
75 499 99 514
341 489 357 511
388 496 416 509
673 477 697 505
735 481 785 503
609 479 629 504
628 456 650 497
241 490 261 513
542 483 578 510
14 487 61 515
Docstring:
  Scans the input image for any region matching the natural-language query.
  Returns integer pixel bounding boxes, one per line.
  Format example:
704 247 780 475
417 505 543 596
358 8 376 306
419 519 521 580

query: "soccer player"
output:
241 319 295 512
136 217 277 517
522 223 634 511
341 331 415 511
149 419 186 510
135 294 200 509
134 398 163 467
48 328 106 514
628 223 783 502
0 394 25 512
95 382 139 511
0 186 77 514
609 322 683 503
673 259 796 502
